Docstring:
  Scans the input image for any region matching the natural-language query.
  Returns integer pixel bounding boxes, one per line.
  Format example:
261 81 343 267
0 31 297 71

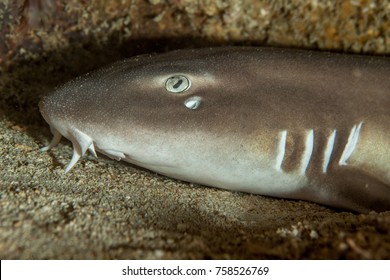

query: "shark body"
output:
39 47 390 212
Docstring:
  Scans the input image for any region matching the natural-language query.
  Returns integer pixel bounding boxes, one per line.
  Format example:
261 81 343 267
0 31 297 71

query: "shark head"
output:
39 48 272 181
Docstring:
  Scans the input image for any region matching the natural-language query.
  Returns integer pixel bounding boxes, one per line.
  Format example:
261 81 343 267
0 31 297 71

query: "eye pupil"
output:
173 79 183 89
165 75 191 93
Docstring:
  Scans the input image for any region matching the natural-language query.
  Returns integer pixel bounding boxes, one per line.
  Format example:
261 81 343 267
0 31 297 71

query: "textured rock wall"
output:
1 0 389 68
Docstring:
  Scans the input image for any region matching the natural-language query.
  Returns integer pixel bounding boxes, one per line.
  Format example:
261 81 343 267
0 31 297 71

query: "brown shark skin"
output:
39 47 390 213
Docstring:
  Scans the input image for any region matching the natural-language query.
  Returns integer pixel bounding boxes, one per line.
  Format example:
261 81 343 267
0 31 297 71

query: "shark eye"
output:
165 75 191 93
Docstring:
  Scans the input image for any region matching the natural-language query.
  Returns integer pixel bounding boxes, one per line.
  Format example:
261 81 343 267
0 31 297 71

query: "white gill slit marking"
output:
275 130 287 171
339 122 363 166
322 130 336 173
299 129 314 175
